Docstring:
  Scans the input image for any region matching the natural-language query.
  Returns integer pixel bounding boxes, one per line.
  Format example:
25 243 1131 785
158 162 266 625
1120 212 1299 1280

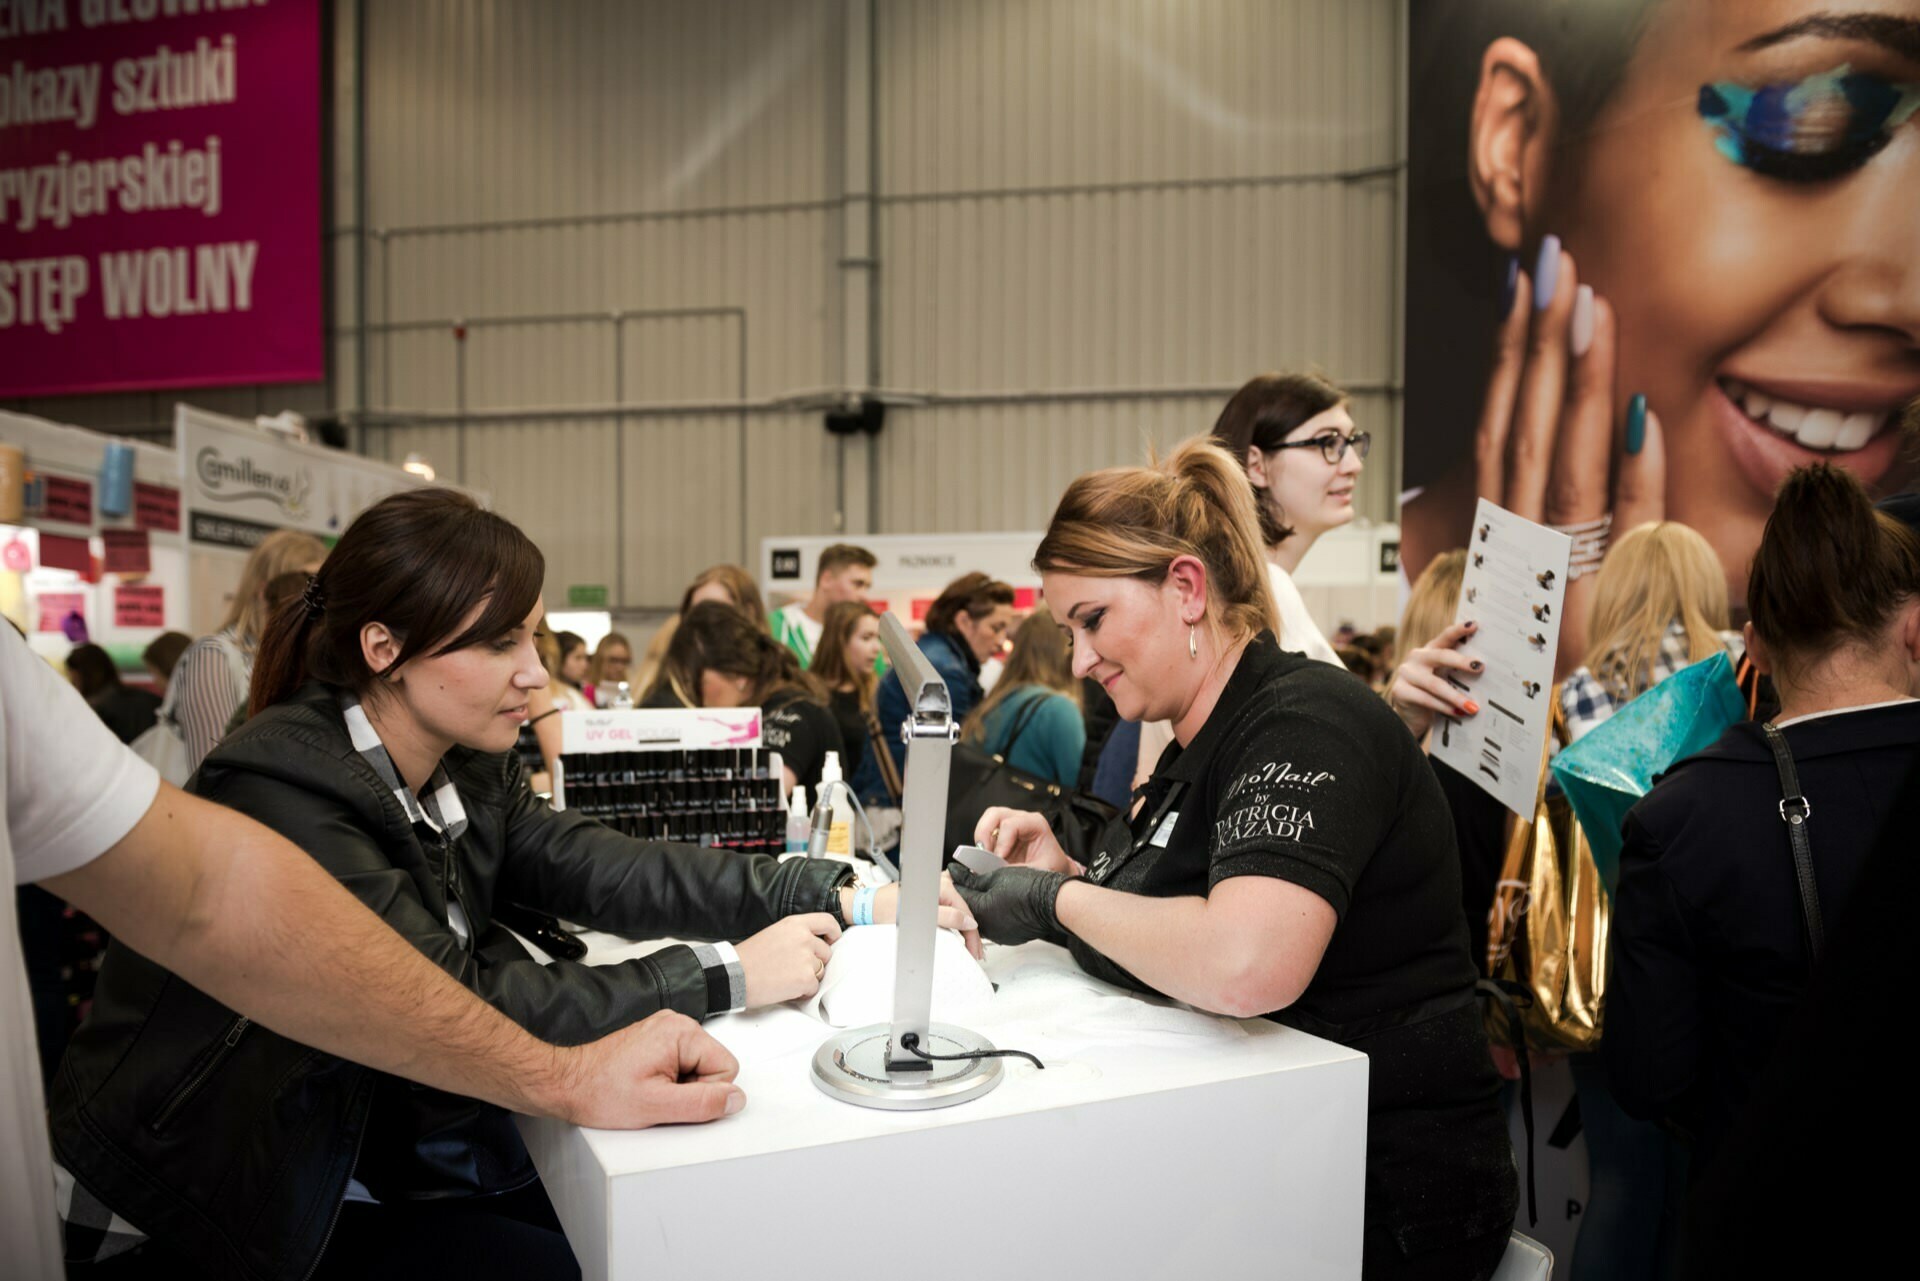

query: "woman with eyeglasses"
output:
1211 373 1370 667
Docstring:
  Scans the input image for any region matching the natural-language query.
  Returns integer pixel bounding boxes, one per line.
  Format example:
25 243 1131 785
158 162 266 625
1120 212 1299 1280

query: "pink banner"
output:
0 0 321 396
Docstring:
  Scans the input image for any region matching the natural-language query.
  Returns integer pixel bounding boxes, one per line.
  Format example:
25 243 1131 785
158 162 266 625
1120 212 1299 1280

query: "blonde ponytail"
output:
1035 436 1279 642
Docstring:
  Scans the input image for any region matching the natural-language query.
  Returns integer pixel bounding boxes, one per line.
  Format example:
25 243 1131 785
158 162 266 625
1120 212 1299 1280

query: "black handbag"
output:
943 692 1121 861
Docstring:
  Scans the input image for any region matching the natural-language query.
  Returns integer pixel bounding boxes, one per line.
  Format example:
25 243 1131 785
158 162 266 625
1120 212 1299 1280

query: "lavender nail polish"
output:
1500 255 1519 313
1532 234 1561 310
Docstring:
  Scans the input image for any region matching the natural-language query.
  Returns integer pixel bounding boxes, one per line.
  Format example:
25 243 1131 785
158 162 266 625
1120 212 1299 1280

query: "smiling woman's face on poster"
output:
1401 0 1920 661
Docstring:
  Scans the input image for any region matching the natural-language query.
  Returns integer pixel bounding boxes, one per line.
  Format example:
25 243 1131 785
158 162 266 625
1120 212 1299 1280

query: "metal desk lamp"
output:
809 613 1005 1109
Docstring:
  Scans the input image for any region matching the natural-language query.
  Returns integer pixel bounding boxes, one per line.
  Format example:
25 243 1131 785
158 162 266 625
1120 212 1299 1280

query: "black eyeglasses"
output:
1270 429 1371 465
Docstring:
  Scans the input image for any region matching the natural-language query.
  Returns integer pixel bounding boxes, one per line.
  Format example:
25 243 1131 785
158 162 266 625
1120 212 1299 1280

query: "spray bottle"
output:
817 752 855 859
784 786 810 855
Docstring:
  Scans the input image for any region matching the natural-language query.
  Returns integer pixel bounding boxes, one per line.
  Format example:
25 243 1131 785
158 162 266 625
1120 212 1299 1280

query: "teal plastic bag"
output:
1549 651 1745 893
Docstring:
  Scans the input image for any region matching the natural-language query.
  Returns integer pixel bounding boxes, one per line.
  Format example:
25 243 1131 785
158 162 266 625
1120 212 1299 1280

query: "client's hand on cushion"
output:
737 913 839 1007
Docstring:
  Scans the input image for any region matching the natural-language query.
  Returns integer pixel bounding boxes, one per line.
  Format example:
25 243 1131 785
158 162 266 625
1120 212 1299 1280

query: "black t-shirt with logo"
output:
761 687 841 796
1072 632 1516 1249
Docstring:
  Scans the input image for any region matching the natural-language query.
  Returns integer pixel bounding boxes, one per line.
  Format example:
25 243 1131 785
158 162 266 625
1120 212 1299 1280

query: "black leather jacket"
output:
50 682 852 1281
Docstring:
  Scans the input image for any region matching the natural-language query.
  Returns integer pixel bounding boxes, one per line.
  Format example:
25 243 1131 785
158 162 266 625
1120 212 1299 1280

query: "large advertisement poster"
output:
0 0 322 396
1402 0 1920 675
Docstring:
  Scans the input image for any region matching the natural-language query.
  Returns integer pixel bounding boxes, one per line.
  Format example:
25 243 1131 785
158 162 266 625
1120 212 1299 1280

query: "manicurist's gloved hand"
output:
947 862 1074 947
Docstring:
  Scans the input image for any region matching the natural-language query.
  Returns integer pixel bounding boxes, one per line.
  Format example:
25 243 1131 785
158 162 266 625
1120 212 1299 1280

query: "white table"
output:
518 936 1369 1281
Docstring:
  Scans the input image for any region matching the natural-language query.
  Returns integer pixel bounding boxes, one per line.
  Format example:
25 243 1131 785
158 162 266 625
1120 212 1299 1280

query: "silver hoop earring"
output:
1189 625 1198 661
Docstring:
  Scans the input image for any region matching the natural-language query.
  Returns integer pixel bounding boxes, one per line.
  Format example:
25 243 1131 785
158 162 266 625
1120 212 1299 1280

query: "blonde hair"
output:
1399 549 1467 659
588 630 634 687
962 604 1082 744
1034 437 1278 644
221 529 328 649
680 564 769 633
1583 522 1729 702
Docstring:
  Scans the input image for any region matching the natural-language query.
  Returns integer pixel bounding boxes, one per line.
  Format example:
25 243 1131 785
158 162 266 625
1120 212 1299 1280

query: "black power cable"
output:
898 1031 1045 1072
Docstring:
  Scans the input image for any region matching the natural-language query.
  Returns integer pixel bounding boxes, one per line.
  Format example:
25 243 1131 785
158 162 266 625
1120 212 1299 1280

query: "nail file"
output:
951 844 1007 875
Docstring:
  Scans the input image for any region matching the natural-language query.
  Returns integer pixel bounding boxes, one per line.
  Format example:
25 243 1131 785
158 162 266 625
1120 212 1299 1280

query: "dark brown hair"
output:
1035 438 1279 645
810 600 880 708
923 572 1015 637
680 563 770 632
1210 372 1348 546
66 643 122 697
554 630 586 668
250 488 545 714
1748 465 1920 679
816 543 877 581
141 630 193 680
661 601 827 708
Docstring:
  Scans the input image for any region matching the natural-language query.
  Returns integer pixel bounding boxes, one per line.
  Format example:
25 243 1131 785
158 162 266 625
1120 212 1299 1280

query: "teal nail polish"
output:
1626 394 1648 455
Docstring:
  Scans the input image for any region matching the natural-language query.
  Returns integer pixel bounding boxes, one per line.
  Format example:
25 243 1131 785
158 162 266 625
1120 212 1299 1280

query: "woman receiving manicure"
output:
1398 0 1920 680
953 440 1517 1281
50 490 979 1281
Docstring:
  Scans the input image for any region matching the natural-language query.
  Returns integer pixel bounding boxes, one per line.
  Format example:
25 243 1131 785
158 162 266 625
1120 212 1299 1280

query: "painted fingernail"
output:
1464 701 1481 716
1532 234 1561 310
725 1088 746 1115
1500 255 1518 313
1626 393 1648 455
1570 285 1595 356
1465 620 1478 631
1471 660 1484 671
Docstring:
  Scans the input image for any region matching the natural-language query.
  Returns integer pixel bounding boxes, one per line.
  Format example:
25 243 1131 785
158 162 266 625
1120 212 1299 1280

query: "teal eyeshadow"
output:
1697 63 1920 166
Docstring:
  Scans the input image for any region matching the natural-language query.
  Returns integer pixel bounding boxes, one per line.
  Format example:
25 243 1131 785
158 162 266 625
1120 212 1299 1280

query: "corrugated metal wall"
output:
8 1 1407 611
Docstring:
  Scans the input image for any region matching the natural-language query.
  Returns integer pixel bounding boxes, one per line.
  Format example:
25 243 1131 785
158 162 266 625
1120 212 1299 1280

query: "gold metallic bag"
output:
1484 699 1610 1053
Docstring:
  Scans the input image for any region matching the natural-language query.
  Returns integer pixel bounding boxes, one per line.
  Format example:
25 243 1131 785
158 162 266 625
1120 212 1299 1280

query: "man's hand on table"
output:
542 1010 746 1128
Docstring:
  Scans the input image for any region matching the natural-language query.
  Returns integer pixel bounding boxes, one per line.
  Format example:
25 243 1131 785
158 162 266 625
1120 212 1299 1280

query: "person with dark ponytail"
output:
870 571 1016 777
656 601 844 796
951 438 1516 1280
49 488 978 1281
1607 465 1920 1165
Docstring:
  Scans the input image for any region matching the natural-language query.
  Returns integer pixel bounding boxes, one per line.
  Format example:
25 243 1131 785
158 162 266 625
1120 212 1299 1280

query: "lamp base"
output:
810 1023 1004 1111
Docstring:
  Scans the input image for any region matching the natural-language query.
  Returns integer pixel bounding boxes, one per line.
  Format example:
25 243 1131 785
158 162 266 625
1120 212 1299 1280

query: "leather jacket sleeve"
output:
195 742 850 1046
475 750 854 941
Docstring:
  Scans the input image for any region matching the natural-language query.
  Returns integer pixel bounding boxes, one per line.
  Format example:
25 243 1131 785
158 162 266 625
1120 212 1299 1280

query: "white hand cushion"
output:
806 924 995 1028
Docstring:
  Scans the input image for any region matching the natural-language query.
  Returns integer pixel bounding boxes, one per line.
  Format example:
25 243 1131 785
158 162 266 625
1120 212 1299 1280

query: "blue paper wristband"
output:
853 885 879 928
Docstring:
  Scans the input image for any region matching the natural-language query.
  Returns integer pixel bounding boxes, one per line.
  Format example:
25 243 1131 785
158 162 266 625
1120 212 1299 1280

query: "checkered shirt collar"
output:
338 691 468 842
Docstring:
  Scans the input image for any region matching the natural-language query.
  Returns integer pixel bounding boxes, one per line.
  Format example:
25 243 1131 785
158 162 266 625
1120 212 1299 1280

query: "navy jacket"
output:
1605 701 1920 1155
866 630 982 784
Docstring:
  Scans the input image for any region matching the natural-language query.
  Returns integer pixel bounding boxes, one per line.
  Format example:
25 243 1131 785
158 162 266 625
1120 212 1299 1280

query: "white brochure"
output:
1430 499 1572 819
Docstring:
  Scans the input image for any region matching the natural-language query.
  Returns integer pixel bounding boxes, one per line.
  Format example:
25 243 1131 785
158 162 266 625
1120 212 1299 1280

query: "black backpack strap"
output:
1761 722 1825 964
996 689 1051 756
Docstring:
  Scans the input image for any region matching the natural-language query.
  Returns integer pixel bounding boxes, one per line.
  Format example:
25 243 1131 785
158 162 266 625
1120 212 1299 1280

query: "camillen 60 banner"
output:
0 0 322 396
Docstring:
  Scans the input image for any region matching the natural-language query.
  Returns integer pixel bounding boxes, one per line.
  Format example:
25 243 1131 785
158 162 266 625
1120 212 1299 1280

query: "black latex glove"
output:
948 862 1073 947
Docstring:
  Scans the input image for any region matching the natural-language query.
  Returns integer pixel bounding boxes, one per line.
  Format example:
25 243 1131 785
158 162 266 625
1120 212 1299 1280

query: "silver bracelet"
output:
1552 512 1612 580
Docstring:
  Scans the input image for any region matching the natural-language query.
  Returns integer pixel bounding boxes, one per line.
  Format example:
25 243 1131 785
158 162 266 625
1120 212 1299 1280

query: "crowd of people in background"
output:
23 362 1920 1281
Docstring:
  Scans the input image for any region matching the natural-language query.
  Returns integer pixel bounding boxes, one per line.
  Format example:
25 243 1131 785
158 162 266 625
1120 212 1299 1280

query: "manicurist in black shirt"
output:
660 601 843 796
954 439 1516 1281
